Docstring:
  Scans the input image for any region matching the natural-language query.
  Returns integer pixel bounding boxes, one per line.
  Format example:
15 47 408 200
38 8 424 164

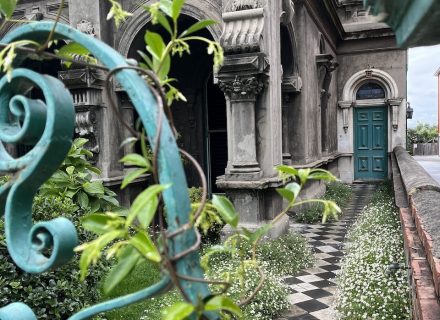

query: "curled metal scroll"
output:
0 22 213 319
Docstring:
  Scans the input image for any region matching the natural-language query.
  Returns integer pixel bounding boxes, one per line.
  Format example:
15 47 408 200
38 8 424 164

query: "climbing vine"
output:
0 0 341 319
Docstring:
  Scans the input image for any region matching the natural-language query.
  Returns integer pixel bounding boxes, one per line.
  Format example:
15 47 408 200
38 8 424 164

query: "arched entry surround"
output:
118 6 227 194
117 0 222 57
338 68 405 182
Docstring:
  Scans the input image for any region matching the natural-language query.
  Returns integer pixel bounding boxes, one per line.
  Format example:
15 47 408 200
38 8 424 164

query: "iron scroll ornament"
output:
0 22 213 319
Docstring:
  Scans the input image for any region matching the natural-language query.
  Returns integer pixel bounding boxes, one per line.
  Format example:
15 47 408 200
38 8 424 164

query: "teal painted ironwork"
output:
364 0 440 48
0 22 214 319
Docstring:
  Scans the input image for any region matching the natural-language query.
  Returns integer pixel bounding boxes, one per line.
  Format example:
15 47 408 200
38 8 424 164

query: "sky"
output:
407 44 440 128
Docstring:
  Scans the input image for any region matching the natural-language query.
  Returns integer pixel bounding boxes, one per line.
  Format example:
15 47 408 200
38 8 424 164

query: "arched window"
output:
356 82 385 100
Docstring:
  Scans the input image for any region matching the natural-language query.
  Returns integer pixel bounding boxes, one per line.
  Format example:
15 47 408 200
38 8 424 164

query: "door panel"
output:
354 107 388 180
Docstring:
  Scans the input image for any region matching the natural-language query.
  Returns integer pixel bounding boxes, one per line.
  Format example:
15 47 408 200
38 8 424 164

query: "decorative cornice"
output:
218 75 265 101
58 68 106 89
220 8 264 54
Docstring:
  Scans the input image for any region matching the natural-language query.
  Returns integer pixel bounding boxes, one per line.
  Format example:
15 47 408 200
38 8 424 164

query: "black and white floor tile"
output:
278 184 376 320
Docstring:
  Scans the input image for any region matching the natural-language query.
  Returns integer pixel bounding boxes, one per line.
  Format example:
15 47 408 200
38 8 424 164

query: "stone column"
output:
218 75 264 180
282 75 302 165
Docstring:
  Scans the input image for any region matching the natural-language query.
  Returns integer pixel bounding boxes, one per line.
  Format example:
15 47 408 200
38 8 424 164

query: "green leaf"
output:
66 166 75 175
156 11 173 35
129 230 161 262
181 20 217 37
308 169 337 182
121 168 148 189
0 0 17 18
249 224 272 243
138 195 159 229
297 168 311 185
89 199 100 213
103 246 141 294
159 0 173 17
81 213 124 235
171 0 185 21
162 302 194 320
212 195 239 228
205 296 243 317
285 182 301 201
158 53 171 81
126 184 170 227
120 153 150 168
56 42 96 68
276 188 294 203
77 191 90 210
73 138 89 148
145 31 166 61
83 181 105 195
276 165 298 177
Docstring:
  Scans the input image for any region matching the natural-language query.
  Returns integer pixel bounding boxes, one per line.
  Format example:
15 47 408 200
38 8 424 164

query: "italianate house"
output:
2 0 407 234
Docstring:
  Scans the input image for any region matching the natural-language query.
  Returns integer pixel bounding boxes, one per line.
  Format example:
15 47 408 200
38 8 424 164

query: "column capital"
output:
338 100 354 109
218 75 266 102
387 98 403 106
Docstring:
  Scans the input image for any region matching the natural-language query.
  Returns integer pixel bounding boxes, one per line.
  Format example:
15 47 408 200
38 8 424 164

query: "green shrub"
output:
38 138 120 214
296 181 352 223
257 233 314 276
189 187 224 245
0 195 107 319
334 185 410 319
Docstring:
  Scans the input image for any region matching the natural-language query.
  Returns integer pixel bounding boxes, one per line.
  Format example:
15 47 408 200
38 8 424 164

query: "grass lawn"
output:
100 261 181 320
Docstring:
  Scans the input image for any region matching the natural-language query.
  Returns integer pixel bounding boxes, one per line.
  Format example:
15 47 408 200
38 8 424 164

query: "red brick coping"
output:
400 206 440 319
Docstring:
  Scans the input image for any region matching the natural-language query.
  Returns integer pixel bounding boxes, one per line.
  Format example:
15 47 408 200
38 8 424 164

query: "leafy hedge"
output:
334 184 410 319
0 196 107 319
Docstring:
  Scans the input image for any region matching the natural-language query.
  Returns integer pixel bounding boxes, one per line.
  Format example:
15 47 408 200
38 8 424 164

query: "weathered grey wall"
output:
291 2 339 165
337 49 407 100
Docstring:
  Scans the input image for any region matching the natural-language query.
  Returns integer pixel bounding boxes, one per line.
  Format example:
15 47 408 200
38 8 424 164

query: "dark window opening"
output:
356 82 385 100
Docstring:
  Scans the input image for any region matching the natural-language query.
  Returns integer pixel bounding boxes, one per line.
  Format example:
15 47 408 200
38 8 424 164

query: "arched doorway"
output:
353 82 388 180
127 15 227 194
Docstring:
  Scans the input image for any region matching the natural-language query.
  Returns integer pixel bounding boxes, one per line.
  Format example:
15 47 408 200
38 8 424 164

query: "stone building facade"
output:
2 0 407 233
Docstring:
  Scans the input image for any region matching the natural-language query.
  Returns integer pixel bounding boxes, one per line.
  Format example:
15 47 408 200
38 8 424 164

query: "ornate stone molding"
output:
76 19 96 37
221 8 264 54
58 68 106 89
281 0 295 25
219 75 265 102
75 109 100 160
387 98 403 131
338 101 354 133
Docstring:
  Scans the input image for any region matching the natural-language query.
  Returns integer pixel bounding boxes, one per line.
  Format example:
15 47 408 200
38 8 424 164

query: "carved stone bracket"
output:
58 68 104 160
338 101 354 133
221 7 264 54
316 54 339 73
282 74 302 93
75 109 100 158
387 98 403 131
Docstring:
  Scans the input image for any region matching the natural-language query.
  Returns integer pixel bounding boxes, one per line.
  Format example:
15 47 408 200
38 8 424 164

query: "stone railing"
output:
392 146 440 320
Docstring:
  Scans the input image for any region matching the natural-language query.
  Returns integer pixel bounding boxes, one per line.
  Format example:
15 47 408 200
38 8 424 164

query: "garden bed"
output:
334 184 411 319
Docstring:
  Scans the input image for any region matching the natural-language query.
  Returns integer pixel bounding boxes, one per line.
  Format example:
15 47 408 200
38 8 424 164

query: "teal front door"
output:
354 107 388 181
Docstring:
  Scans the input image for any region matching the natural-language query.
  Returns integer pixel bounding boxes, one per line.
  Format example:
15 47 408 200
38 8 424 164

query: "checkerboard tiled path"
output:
278 184 377 320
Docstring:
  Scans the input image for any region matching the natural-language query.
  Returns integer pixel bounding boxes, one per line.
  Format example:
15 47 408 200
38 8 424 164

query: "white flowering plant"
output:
334 183 411 320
